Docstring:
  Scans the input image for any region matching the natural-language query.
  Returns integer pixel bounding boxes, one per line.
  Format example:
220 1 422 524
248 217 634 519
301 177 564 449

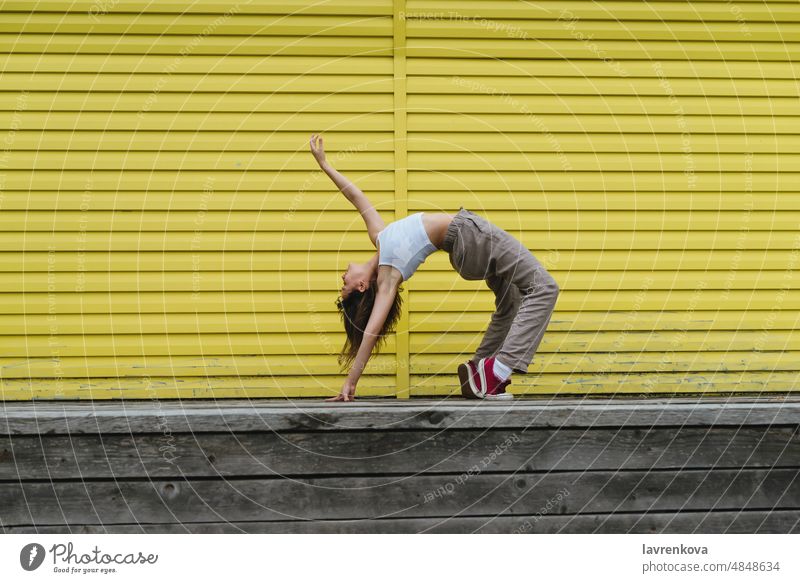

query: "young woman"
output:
310 134 560 402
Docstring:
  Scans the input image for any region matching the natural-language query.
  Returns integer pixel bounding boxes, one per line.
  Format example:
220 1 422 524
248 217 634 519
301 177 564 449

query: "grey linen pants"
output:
441 207 560 374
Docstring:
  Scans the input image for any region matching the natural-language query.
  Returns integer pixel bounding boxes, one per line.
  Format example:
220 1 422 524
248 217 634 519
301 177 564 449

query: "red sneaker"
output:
476 356 514 400
457 358 482 398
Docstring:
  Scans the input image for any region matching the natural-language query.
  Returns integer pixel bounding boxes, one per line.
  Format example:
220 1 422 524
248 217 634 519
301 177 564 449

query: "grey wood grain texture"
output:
3 426 799 480
4 398 798 533
5 511 799 534
2 468 798 526
3 396 800 434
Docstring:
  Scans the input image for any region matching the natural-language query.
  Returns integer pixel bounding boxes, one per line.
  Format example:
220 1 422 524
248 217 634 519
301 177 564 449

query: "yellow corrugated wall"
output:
1 0 798 400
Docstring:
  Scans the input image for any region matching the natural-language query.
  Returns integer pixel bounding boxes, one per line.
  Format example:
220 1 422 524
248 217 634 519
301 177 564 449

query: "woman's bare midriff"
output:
421 212 456 250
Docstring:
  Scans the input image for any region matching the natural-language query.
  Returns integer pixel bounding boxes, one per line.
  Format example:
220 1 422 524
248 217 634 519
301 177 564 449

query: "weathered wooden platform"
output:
2 396 800 533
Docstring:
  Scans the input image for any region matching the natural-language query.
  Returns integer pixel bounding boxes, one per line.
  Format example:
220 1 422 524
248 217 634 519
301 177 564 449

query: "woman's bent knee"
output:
521 274 559 297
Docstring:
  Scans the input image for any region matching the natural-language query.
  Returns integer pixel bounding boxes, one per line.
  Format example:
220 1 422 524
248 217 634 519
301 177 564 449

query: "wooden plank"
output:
4 427 798 480
1 398 798 434
6 510 798 533
1 468 797 524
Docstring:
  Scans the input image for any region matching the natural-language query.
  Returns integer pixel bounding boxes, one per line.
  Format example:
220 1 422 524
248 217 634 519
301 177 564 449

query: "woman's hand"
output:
310 133 327 167
326 379 357 402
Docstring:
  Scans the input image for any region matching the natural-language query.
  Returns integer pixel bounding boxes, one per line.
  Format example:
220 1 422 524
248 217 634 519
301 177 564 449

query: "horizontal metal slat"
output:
0 34 394 56
405 39 800 60
3 249 797 272
403 0 800 21
0 54 395 74
5 310 797 336
408 57 800 79
410 330 800 353
2 230 797 252
411 371 800 395
1 269 795 293
0 0 394 15
0 111 394 131
0 14 393 36
1 210 795 231
1 73 394 93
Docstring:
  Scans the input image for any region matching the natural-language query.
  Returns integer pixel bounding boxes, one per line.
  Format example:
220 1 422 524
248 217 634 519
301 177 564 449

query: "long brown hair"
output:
335 278 404 372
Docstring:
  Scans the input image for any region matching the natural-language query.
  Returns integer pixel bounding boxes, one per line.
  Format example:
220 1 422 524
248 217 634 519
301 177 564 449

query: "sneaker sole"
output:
457 362 482 399
476 358 489 399
484 391 514 400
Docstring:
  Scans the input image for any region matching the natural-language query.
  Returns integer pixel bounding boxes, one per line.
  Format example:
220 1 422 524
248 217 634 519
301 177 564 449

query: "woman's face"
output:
341 262 369 299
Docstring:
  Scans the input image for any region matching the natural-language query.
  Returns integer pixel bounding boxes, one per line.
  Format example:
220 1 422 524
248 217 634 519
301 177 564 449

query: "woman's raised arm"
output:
310 133 385 246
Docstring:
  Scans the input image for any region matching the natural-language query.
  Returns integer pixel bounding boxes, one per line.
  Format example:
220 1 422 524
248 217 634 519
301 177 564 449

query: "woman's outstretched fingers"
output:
325 392 355 402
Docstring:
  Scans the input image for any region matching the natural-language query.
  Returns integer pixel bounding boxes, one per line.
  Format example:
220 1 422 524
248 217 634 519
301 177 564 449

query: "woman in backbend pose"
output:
310 134 560 402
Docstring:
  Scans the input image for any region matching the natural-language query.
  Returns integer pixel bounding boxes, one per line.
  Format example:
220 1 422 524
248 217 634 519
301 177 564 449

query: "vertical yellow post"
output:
393 0 410 399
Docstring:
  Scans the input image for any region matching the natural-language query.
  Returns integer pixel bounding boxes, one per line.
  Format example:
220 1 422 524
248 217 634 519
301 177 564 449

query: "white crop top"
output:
377 212 438 281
